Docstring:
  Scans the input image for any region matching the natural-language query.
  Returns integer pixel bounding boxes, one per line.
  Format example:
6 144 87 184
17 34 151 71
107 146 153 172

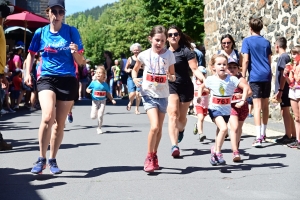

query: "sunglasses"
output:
51 9 65 16
168 32 179 37
222 42 232 45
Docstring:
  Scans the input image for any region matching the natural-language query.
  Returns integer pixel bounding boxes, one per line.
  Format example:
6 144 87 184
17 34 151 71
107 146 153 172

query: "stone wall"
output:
203 0 300 120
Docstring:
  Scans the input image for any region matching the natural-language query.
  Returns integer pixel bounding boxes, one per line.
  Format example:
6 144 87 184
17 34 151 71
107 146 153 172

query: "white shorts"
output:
288 88 300 100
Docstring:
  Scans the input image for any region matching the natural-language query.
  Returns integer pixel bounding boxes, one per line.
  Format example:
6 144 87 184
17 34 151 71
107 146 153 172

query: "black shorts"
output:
250 82 271 99
37 76 77 101
280 93 291 108
169 80 194 102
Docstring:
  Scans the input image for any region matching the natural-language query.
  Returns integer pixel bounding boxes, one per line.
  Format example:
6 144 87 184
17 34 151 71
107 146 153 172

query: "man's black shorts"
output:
250 82 271 99
37 76 77 101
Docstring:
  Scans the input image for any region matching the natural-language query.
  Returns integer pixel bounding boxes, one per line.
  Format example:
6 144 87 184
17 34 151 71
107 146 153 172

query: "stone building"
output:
8 0 48 18
203 0 300 120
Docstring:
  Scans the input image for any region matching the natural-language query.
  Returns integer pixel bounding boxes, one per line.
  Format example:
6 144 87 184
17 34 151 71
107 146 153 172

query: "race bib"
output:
212 96 231 105
146 73 167 84
94 91 106 98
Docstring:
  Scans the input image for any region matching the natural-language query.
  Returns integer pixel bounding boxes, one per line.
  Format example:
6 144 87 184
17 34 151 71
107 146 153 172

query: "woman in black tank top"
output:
125 43 143 114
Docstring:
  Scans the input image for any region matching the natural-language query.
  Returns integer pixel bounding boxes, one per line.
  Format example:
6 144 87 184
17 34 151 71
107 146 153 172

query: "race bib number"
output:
94 91 106 98
212 96 231 105
146 73 167 83
194 91 208 97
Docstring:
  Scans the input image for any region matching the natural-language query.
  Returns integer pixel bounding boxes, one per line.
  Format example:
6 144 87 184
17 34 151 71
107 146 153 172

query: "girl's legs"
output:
229 116 239 152
146 108 160 153
135 91 141 114
197 113 205 134
96 100 106 133
290 99 300 142
49 100 74 159
127 92 136 110
168 94 180 146
78 82 83 99
214 116 228 153
30 91 37 110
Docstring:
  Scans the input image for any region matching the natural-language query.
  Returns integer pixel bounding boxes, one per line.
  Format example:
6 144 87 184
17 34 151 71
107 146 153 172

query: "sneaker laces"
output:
49 160 58 168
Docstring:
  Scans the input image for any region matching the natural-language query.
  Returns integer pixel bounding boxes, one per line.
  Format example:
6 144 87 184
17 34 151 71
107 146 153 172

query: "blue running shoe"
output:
67 112 73 123
31 157 46 174
48 158 62 174
216 153 226 165
178 130 184 143
210 153 218 166
171 145 180 158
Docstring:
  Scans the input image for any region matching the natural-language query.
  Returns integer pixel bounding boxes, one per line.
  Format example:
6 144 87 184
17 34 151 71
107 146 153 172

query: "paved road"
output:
0 99 299 200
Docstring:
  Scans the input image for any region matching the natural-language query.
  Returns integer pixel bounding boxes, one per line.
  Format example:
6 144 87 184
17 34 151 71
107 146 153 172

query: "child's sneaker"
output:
178 130 184 143
210 153 218 166
97 128 103 134
287 140 300 148
232 151 241 162
252 138 262 148
48 158 62 174
216 153 226 165
31 157 46 174
199 133 206 142
144 155 154 173
171 145 180 158
261 135 266 142
193 123 198 135
67 112 73 123
153 153 159 170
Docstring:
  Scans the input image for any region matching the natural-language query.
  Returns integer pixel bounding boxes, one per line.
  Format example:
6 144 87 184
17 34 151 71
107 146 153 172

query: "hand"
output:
69 42 78 53
235 100 245 108
133 77 142 87
166 70 175 82
273 91 282 102
112 100 116 104
0 76 8 88
86 88 92 94
24 73 33 88
196 97 201 104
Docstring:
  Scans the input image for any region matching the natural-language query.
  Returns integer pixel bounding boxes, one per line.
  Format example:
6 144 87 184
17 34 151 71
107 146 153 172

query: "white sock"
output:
256 126 261 139
261 124 267 136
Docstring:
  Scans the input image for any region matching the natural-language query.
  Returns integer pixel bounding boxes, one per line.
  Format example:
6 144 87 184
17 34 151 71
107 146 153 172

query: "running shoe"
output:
287 140 300 149
199 133 206 142
275 135 294 144
171 145 180 158
67 112 73 123
261 135 266 142
216 153 226 165
13 105 19 110
233 151 241 162
8 108 16 113
252 138 262 148
178 130 184 143
153 153 159 170
144 155 155 172
193 123 198 135
0 109 8 115
210 153 218 166
31 157 46 174
97 128 103 134
48 158 62 174
248 114 254 118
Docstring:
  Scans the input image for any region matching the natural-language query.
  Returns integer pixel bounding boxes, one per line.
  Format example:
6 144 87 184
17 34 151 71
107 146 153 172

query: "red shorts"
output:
195 106 208 116
230 102 249 121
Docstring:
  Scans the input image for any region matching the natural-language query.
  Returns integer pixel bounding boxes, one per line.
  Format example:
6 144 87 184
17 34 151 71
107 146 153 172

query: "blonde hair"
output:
96 66 106 75
208 54 228 73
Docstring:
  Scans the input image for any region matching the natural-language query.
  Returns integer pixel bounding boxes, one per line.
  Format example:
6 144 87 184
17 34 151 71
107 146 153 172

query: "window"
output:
27 0 40 14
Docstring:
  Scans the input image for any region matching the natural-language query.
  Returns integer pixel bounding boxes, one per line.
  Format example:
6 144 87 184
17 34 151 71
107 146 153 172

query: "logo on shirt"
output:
44 47 58 53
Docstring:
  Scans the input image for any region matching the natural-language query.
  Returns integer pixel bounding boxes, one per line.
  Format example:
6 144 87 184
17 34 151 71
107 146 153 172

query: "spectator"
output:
78 63 88 100
120 53 128 98
191 43 204 67
198 44 206 68
104 51 113 84
217 34 242 67
241 17 272 148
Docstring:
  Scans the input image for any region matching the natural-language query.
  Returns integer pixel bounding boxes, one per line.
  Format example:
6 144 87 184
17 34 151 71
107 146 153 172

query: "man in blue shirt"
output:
241 17 272 148
191 43 204 67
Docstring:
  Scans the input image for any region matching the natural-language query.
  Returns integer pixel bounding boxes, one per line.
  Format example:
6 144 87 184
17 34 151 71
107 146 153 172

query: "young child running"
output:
284 45 300 149
200 54 250 165
86 66 116 134
193 66 209 142
228 58 252 162
132 25 176 172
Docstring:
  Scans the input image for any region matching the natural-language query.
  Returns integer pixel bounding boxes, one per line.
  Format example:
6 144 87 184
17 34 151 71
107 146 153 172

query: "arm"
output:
189 58 205 81
132 59 142 87
70 42 86 66
125 57 131 73
268 54 272 67
235 79 252 108
24 53 35 86
107 92 116 104
196 83 205 104
242 53 249 78
167 64 176 82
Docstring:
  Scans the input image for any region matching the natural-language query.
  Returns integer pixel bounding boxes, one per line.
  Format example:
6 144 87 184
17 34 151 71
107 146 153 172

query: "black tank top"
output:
129 56 143 77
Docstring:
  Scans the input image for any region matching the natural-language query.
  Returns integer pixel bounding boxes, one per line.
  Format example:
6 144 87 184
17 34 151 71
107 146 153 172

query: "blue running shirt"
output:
87 81 110 101
28 24 84 77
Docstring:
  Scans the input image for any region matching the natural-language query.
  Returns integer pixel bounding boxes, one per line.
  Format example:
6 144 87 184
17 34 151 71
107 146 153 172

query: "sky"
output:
65 0 118 16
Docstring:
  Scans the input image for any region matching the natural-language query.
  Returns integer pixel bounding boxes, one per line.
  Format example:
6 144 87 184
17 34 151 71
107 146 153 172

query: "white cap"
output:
191 43 196 48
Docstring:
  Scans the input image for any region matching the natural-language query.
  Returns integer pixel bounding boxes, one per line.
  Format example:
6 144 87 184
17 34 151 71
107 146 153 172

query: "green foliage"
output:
66 4 114 20
66 0 204 65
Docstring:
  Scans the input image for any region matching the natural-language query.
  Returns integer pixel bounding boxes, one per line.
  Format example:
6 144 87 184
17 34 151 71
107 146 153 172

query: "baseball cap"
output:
48 0 65 9
191 43 196 48
228 57 239 66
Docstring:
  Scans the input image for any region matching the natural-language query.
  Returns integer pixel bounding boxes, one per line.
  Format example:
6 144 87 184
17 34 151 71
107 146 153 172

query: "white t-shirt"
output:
138 48 176 98
205 74 240 115
217 50 239 63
